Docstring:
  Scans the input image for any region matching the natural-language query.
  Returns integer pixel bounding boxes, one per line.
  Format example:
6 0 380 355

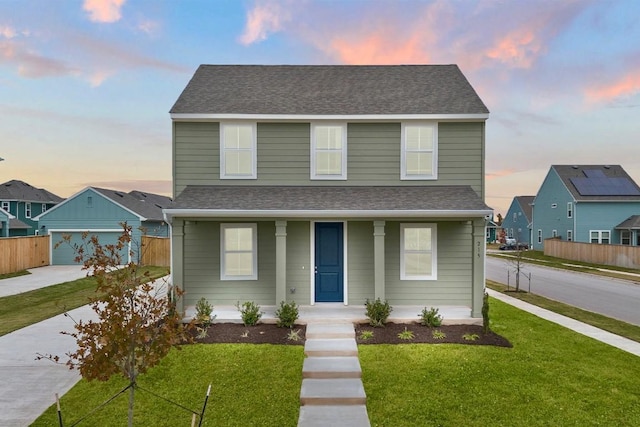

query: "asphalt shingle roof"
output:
170 65 489 116
552 165 640 202
92 188 172 221
0 180 63 203
168 185 491 213
515 196 535 222
615 215 640 230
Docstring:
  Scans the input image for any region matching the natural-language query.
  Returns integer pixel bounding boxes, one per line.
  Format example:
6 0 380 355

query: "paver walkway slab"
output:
303 356 362 378
298 405 370 427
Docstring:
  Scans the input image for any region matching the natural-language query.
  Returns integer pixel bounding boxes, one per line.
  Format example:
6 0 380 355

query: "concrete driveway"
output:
0 265 87 298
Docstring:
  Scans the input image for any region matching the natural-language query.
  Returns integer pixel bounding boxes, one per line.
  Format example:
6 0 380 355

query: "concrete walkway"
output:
487 289 640 356
0 265 86 297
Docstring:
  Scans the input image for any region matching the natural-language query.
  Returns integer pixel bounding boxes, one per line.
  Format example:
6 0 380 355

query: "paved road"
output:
486 255 640 326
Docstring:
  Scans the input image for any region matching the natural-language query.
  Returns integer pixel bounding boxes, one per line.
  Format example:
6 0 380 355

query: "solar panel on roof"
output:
583 169 606 179
570 176 640 196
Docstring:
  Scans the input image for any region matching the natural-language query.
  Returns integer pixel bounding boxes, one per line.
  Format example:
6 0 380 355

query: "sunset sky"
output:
1 0 639 216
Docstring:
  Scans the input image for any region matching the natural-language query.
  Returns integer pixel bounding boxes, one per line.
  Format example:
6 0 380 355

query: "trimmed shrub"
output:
275 301 299 328
365 298 392 327
419 307 443 327
236 301 263 326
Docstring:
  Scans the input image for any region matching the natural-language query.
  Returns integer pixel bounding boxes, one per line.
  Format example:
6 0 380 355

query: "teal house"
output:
164 65 492 319
502 196 535 245
531 165 640 250
0 180 63 236
35 187 171 265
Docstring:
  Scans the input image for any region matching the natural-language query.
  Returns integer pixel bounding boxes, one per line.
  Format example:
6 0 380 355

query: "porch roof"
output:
164 185 492 221
615 215 640 230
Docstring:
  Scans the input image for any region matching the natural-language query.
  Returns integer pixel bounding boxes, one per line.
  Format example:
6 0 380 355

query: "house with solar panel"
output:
164 64 492 320
531 165 640 250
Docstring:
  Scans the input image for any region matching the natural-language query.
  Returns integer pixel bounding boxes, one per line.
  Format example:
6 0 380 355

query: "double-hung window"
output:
1 201 9 212
221 224 257 280
590 230 610 244
567 202 573 218
311 124 347 179
25 202 31 218
220 123 256 179
401 123 437 179
400 224 437 280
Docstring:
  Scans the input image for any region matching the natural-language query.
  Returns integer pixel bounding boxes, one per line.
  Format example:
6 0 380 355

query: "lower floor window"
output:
567 230 573 241
621 230 631 245
590 230 610 244
221 223 257 280
400 223 437 280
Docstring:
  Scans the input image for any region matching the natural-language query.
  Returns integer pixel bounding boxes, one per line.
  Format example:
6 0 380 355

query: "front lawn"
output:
0 266 169 336
32 344 304 426
361 298 640 426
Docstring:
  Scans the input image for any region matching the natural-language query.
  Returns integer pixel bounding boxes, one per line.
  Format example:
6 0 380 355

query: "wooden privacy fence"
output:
544 239 640 269
140 236 170 267
0 235 50 274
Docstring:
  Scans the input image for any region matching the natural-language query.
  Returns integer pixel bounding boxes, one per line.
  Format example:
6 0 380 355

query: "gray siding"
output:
174 122 220 197
183 221 276 306
173 121 484 196
384 221 472 306
286 221 311 304
347 221 375 305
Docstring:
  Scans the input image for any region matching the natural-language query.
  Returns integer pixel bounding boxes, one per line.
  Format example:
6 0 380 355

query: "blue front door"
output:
315 222 344 302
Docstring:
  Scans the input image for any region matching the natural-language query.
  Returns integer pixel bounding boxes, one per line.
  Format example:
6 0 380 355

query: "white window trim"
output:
567 230 573 241
590 230 610 244
220 122 257 179
400 223 437 280
401 122 438 180
537 229 542 244
220 223 258 280
310 123 347 180
1 201 9 212
25 202 31 218
567 202 573 218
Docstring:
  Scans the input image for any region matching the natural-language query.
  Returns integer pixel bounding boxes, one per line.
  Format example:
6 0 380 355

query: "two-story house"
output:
531 165 640 250
164 65 491 319
0 180 63 236
502 196 535 246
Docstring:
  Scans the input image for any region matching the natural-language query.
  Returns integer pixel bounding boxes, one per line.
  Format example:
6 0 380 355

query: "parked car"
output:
499 238 528 250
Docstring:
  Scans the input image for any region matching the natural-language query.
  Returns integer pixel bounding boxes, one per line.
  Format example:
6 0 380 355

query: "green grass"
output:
0 266 169 337
362 298 640 426
31 344 304 427
0 270 30 280
486 280 640 343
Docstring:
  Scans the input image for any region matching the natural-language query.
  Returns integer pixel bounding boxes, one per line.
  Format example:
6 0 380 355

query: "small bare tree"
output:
39 223 193 426
506 231 527 292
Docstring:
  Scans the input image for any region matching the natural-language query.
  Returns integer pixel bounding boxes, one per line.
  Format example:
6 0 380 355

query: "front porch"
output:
185 303 481 325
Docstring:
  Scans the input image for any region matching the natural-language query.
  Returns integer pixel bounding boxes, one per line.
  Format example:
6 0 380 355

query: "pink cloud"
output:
486 169 517 180
0 25 16 39
0 39 77 78
585 71 640 103
239 0 292 45
83 0 126 24
485 29 542 69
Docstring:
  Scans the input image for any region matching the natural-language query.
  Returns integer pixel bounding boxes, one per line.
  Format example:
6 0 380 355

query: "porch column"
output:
275 220 287 304
171 219 185 316
374 221 386 300
471 218 486 318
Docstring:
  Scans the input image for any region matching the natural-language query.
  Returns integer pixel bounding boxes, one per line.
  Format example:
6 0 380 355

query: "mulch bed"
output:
191 322 511 348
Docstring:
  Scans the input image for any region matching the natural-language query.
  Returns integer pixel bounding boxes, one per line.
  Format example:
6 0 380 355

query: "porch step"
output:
298 405 370 427
303 357 362 379
306 323 355 339
300 378 366 405
304 338 358 357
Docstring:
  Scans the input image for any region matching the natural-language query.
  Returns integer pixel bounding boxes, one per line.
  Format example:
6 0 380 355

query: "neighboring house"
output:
486 218 499 243
35 187 172 265
0 180 63 236
164 64 492 318
501 196 535 246
531 165 640 250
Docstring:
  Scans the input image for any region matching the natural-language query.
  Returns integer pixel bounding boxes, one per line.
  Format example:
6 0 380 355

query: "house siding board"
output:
183 221 276 307
384 221 472 305
286 221 311 304
347 221 375 305
174 122 220 196
576 202 640 244
532 169 575 250
502 197 534 244
173 122 484 192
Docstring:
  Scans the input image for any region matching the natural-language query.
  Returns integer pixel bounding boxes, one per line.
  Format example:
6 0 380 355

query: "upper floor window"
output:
567 230 573 241
42 204 47 213
537 229 542 244
25 202 31 218
400 223 437 280
567 202 573 218
590 230 610 244
221 123 257 179
221 223 258 280
1 201 8 212
512 213 517 222
311 124 347 180
401 123 437 180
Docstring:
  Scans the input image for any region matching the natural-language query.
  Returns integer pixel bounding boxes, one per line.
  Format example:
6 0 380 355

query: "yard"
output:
31 298 640 426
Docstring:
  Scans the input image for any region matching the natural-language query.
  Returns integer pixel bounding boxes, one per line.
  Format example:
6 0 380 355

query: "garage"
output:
50 230 130 265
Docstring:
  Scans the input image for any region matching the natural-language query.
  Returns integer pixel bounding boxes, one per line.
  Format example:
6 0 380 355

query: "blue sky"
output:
1 0 639 216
